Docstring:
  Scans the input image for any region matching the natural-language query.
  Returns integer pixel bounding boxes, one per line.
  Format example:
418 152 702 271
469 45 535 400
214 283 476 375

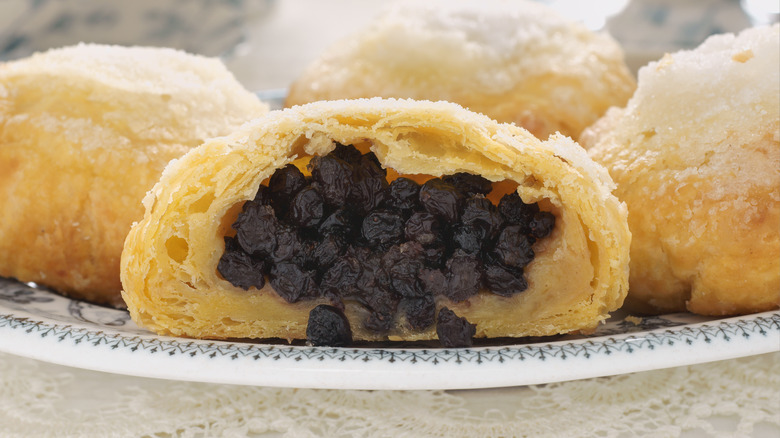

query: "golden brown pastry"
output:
285 0 636 140
581 25 780 316
121 98 630 345
0 44 269 307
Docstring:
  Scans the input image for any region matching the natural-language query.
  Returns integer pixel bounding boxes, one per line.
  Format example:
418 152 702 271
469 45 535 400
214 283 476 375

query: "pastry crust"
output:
285 0 636 140
581 25 780 316
121 98 630 342
0 44 269 307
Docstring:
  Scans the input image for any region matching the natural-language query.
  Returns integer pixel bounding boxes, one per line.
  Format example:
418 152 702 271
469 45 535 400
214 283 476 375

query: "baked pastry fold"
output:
285 0 636 140
581 24 780 316
0 44 268 307
121 98 630 342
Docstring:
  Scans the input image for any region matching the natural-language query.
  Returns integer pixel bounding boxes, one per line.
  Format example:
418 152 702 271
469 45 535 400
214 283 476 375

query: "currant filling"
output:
217 144 555 347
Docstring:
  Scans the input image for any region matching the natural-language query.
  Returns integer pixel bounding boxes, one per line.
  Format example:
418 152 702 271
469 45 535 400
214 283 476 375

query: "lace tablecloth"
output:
1 351 778 437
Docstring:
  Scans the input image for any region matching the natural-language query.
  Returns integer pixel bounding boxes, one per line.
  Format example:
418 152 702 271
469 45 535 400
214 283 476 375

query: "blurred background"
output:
0 0 777 91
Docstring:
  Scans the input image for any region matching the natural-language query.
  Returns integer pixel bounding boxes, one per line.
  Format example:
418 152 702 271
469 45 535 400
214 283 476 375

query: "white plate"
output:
0 276 777 390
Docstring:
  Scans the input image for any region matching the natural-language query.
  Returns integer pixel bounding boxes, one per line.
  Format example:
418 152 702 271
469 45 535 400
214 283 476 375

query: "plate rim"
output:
1 278 777 390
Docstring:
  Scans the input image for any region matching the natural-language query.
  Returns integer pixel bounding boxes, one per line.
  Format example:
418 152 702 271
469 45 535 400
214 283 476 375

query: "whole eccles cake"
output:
120 98 631 347
581 25 780 316
285 0 636 141
0 44 269 306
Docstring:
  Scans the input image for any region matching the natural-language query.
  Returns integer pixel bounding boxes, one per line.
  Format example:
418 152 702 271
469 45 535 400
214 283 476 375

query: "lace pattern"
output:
1 351 777 438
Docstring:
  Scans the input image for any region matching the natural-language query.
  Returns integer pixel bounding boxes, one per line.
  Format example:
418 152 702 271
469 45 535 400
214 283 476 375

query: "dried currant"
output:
441 172 492 197
419 178 463 222
309 155 353 208
381 244 425 298
401 295 436 331
268 164 306 211
362 210 404 249
288 186 325 229
387 177 421 212
269 225 303 264
217 237 266 290
349 166 388 214
319 208 359 239
328 143 363 164
444 251 482 302
269 262 318 303
312 234 345 270
419 268 448 297
306 304 353 347
321 255 363 296
452 223 485 255
498 192 539 232
233 202 278 257
484 264 528 297
529 211 555 239
492 225 534 270
460 196 504 241
436 307 476 348
404 212 441 246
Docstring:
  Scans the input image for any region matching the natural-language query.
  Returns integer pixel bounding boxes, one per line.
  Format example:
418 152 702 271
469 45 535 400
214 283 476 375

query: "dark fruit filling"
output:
217 144 556 347
306 305 353 347
436 307 477 348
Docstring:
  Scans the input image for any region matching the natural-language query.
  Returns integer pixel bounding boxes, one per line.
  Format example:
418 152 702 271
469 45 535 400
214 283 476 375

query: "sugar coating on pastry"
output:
0 44 269 306
285 0 636 140
582 25 780 315
121 98 630 343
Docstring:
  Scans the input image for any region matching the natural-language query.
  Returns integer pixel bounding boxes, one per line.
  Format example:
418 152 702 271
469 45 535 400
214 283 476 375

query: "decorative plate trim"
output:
0 287 777 365
1 277 778 389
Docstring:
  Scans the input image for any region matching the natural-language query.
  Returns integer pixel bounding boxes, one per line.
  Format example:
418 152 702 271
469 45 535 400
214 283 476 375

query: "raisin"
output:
321 255 362 295
288 186 325 229
530 211 556 239
460 196 504 241
361 210 404 249
492 225 534 270
401 295 436 331
217 237 266 290
309 155 353 208
312 234 345 270
328 143 362 165
444 251 483 302
268 164 306 212
498 192 539 231
349 168 388 214
359 152 387 178
442 173 492 197
436 307 476 348
362 287 400 333
269 262 319 303
421 244 447 268
419 268 448 297
419 178 463 222
319 208 359 239
404 212 441 246
382 244 425 298
484 264 528 297
387 177 421 212
234 202 278 257
269 225 302 264
306 305 352 347
452 223 485 254
253 185 271 205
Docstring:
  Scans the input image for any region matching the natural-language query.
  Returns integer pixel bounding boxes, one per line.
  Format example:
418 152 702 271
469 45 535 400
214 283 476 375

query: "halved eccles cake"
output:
121 98 630 347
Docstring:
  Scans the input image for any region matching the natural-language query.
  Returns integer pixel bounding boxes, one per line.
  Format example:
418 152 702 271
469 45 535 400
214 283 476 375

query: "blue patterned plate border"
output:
0 276 777 390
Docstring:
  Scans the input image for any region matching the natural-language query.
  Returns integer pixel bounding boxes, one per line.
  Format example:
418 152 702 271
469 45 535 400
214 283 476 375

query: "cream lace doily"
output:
1 352 778 437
